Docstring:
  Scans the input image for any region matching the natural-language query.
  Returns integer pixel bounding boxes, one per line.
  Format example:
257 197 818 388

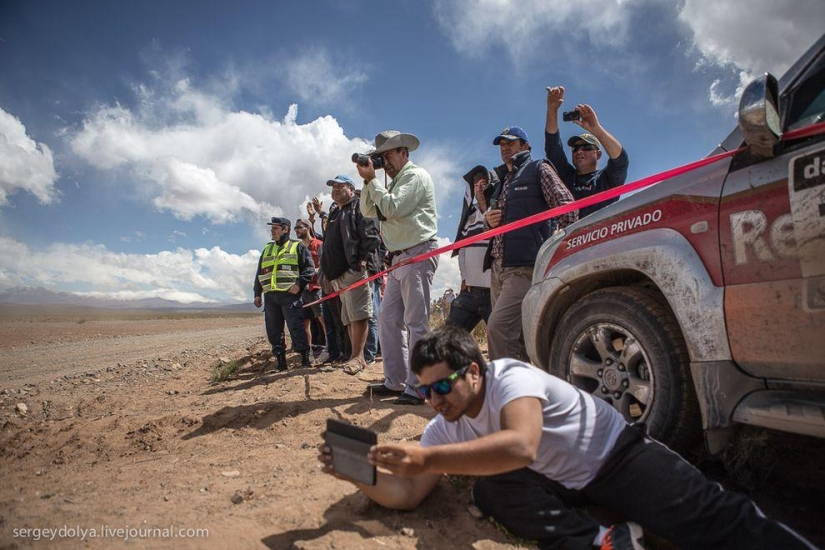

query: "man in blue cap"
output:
320 174 380 376
253 217 315 371
484 126 578 362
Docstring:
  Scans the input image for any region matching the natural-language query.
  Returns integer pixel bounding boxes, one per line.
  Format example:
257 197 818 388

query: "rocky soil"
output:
0 307 822 549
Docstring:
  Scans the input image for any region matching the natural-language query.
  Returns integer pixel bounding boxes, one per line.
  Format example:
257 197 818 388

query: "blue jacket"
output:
485 150 556 269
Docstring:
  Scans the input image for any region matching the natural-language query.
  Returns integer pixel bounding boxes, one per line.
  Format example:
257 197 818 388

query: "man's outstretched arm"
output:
318 444 441 510
373 397 543 477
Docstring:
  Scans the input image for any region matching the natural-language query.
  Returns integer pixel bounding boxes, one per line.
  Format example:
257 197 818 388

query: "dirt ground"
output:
0 307 823 549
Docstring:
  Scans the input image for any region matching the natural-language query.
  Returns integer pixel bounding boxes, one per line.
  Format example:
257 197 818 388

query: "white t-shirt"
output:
420 358 627 489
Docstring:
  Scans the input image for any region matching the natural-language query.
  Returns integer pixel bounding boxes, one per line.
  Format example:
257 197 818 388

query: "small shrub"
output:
210 359 241 384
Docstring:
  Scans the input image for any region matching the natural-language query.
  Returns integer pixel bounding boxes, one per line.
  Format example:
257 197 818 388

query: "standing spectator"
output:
484 127 577 361
321 175 380 375
253 217 315 370
364 239 387 365
545 86 629 218
358 130 439 405
447 165 498 333
306 197 327 240
294 218 326 358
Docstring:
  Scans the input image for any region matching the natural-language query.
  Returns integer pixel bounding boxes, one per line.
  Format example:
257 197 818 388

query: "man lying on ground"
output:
319 325 814 550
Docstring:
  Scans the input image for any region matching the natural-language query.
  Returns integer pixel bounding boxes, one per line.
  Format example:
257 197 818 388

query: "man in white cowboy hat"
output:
545 86 629 218
357 130 439 406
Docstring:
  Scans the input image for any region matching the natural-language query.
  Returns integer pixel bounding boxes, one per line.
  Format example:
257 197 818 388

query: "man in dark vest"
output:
484 127 578 361
253 217 315 371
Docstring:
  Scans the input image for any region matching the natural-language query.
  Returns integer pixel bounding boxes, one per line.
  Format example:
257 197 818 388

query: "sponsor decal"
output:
566 209 663 250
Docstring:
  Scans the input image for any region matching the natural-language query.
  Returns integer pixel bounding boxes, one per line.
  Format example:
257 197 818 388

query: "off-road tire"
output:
550 286 701 453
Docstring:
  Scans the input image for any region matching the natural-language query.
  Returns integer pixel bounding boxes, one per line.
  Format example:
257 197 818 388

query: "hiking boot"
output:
601 522 645 550
274 352 288 372
312 350 330 366
300 350 312 368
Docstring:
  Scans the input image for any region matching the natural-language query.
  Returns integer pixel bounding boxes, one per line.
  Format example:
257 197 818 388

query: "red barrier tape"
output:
305 121 825 307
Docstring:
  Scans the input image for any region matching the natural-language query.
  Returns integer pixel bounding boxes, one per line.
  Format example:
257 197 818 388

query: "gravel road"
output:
0 324 264 386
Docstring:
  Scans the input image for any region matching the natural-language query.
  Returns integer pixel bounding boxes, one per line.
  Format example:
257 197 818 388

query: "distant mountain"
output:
0 286 253 311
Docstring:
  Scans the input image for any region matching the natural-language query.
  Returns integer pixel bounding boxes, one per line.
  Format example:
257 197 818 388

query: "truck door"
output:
719 49 825 381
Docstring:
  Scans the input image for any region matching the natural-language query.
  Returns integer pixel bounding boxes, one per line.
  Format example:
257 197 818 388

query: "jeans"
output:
263 291 309 354
365 279 382 362
446 286 491 333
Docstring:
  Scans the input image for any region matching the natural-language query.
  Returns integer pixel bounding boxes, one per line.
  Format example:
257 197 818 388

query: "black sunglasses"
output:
571 144 598 152
413 365 470 400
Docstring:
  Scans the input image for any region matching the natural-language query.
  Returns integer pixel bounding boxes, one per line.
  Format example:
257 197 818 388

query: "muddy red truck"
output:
523 34 825 453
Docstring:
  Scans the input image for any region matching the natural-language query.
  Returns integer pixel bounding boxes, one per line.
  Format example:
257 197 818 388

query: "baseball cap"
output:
567 133 601 150
267 217 291 228
294 218 311 229
493 126 530 145
326 174 356 188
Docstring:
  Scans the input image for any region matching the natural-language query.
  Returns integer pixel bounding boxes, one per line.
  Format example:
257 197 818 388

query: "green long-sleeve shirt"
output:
360 161 438 252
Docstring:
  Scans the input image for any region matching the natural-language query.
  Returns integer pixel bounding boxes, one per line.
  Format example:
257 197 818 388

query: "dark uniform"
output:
254 218 315 370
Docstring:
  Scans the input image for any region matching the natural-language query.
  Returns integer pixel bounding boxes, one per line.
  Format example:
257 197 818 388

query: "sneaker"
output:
363 383 404 396
312 350 330 366
601 522 644 550
392 393 425 406
365 357 376 365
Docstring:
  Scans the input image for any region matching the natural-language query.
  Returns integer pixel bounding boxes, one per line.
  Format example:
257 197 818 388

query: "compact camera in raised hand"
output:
351 153 385 169
562 110 581 122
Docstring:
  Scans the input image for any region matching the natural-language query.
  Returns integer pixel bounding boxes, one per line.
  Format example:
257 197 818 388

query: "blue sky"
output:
1 0 823 303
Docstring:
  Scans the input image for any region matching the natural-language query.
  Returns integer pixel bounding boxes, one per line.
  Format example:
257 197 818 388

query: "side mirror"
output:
738 73 780 157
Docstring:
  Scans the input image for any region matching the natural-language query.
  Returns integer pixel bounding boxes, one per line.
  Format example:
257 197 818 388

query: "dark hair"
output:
411 326 487 375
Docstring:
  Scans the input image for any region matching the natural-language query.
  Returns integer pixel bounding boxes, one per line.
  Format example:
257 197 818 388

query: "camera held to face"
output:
562 110 581 122
351 153 385 170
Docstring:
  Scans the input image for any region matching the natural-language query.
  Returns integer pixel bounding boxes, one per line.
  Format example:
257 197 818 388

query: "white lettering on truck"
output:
566 209 663 250
731 210 796 265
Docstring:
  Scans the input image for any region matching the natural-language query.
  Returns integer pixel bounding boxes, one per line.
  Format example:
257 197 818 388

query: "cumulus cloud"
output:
678 0 825 106
431 236 462 299
432 0 633 61
0 108 59 205
679 0 824 75
0 231 467 306
433 0 822 108
0 236 259 303
69 75 374 225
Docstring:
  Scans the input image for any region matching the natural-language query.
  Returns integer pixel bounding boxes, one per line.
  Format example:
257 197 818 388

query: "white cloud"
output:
0 231 467 306
69 76 374 225
0 108 59 205
281 48 369 106
679 0 825 106
679 0 824 76
0 236 259 303
432 0 633 61
151 158 260 222
431 236 462 299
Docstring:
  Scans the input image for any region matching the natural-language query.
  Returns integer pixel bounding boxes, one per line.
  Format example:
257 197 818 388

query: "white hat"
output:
372 130 420 155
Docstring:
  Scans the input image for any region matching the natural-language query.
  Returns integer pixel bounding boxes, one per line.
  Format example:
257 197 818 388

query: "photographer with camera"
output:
545 86 629 219
355 130 439 406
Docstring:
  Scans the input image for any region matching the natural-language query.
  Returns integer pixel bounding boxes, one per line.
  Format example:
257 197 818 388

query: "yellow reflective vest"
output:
258 240 300 293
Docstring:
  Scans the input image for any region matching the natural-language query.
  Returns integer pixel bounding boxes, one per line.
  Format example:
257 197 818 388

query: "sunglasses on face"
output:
413 365 470 400
572 144 598 152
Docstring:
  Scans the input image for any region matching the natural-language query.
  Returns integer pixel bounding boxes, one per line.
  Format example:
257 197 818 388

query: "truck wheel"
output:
550 286 700 453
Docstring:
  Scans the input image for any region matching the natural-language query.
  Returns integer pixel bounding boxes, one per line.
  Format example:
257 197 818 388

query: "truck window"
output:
786 51 825 131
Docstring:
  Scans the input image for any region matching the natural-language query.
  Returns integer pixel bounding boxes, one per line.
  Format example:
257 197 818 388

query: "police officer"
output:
253 217 315 371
